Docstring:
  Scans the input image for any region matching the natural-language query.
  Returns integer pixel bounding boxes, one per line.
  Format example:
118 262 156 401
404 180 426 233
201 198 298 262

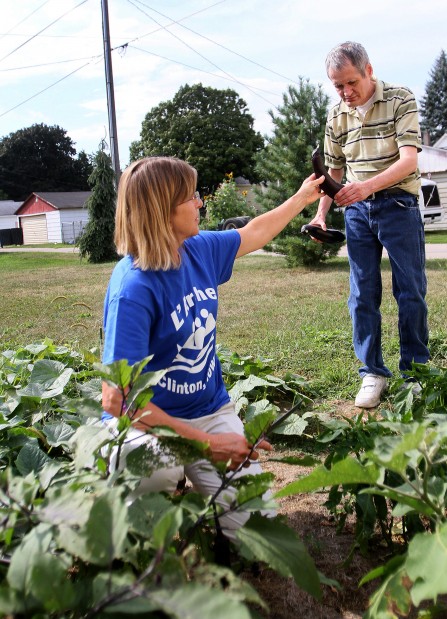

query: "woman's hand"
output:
208 433 272 470
102 381 128 417
295 173 325 205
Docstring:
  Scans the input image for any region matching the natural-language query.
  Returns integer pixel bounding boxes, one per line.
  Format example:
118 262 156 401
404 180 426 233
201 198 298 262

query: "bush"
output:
203 173 256 230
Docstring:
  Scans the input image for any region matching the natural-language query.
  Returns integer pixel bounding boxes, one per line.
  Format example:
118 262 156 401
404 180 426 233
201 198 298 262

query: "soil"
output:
241 398 390 619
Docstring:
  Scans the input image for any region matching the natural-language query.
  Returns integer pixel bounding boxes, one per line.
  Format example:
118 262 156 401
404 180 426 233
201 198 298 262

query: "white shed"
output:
15 192 92 244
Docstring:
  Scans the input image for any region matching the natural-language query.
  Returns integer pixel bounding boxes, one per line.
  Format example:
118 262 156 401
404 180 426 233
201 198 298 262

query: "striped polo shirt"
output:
324 80 421 196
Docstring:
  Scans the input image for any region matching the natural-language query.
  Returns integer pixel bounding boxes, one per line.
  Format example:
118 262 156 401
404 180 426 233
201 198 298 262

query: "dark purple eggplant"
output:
312 146 344 199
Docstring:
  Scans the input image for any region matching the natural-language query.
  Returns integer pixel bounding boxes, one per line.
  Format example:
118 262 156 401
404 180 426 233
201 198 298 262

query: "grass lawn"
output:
1 251 446 400
424 229 447 243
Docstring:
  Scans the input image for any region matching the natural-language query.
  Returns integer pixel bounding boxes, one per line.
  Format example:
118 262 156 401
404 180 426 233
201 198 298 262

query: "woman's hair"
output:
114 156 197 271
325 41 370 76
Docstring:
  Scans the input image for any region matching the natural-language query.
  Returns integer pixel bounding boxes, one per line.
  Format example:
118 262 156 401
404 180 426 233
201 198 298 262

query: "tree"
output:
77 147 118 263
129 83 264 193
0 123 92 200
420 50 447 145
254 78 344 266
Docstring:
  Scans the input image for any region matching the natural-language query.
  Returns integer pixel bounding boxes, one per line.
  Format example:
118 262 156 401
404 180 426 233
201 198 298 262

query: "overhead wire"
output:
0 0 53 42
130 0 299 86
129 45 281 98
125 0 276 107
0 0 89 63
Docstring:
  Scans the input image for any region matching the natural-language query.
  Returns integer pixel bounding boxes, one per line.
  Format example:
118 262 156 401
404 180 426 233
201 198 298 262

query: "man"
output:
310 41 429 408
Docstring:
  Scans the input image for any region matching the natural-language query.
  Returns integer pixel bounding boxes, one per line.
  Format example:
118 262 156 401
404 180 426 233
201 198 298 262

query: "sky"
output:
0 0 446 169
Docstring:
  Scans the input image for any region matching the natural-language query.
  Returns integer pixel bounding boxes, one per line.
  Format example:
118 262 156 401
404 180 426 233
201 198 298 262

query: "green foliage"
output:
0 342 323 617
129 83 265 193
0 123 92 201
420 49 447 144
254 78 344 266
279 365 447 616
203 173 256 230
77 148 119 263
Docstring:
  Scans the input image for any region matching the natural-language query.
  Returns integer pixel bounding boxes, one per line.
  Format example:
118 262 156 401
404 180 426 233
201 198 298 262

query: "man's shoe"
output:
402 381 422 396
355 374 387 408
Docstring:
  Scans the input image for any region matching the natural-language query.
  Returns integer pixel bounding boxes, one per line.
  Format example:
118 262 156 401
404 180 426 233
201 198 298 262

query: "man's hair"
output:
325 41 370 76
114 156 197 271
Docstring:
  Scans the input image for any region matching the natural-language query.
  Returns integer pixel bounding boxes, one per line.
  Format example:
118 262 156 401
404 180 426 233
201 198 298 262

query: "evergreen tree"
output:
255 78 344 266
420 50 447 144
77 147 118 263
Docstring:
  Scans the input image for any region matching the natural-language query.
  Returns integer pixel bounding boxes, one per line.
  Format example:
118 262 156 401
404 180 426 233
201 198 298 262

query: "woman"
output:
102 156 323 539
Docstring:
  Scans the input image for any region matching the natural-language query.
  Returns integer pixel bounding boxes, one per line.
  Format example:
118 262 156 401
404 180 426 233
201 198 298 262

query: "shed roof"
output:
433 133 447 149
0 200 22 216
30 192 92 209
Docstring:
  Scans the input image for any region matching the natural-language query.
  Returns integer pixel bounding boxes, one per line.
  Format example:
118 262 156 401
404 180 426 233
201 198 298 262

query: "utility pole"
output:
101 0 121 183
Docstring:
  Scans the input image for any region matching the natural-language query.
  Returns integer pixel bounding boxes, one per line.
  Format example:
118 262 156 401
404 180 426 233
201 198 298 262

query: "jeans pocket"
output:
392 194 418 210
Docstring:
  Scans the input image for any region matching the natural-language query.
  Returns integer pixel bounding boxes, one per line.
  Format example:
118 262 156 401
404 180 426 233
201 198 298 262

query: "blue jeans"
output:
344 191 429 378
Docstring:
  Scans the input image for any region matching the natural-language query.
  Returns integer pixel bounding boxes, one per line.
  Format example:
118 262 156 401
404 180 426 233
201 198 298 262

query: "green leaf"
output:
15 442 52 475
7 523 53 592
126 368 167 411
127 492 173 536
28 553 75 611
69 422 112 469
94 357 153 389
228 375 283 402
43 421 75 446
152 506 183 550
233 472 275 507
364 565 412 619
275 457 380 498
139 583 253 619
405 522 447 606
84 489 129 565
237 513 321 600
243 410 276 444
272 413 308 436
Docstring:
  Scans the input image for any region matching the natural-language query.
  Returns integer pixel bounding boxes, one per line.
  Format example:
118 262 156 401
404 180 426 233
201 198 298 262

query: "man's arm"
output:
333 146 418 208
309 168 344 230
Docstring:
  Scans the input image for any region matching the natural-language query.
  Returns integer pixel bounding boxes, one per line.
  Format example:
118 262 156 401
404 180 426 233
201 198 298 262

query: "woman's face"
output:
170 191 203 245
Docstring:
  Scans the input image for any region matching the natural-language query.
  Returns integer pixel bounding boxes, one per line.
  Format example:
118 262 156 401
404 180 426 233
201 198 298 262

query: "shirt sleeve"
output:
394 88 422 151
102 295 152 366
324 107 346 170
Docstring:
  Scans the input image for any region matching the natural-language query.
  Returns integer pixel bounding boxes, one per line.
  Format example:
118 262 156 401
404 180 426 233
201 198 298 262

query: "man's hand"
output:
334 181 372 207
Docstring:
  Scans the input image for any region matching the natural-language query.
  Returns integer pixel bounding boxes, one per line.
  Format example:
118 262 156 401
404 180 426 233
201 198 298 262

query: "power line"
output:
126 0 276 107
129 44 282 98
0 0 53 42
0 0 89 63
0 59 99 119
131 0 299 86
0 56 100 72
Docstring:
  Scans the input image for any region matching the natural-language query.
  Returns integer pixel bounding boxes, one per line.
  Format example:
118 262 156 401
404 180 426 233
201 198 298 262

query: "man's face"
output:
328 61 376 108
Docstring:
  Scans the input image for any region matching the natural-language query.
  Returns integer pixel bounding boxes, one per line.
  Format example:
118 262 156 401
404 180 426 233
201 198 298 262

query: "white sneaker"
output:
402 381 422 396
355 374 387 408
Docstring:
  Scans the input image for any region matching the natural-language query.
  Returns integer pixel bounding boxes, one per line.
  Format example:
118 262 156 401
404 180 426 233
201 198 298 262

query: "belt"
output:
367 188 408 200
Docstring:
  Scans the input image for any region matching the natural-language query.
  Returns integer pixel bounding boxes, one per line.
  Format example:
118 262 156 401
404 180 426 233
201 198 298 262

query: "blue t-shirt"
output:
102 230 241 420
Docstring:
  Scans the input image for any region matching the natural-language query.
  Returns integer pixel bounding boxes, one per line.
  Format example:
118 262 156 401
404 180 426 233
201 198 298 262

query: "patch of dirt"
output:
241 398 389 618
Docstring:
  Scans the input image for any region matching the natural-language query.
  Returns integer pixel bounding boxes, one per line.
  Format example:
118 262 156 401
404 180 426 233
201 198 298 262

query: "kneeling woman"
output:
102 156 323 539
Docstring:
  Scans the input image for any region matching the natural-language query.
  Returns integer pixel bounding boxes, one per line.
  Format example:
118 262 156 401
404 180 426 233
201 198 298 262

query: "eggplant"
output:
312 146 344 199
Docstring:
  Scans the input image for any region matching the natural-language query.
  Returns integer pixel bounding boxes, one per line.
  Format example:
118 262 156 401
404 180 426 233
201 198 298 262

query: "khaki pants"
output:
106 402 274 540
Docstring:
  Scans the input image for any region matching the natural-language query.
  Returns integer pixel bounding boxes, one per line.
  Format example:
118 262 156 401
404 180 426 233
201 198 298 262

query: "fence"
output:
61 221 85 244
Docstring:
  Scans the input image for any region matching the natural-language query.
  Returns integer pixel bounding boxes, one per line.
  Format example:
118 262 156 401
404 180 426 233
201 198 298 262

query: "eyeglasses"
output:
178 191 201 206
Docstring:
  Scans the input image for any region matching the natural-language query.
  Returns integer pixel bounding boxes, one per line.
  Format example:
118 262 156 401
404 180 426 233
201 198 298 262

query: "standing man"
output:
310 41 429 408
